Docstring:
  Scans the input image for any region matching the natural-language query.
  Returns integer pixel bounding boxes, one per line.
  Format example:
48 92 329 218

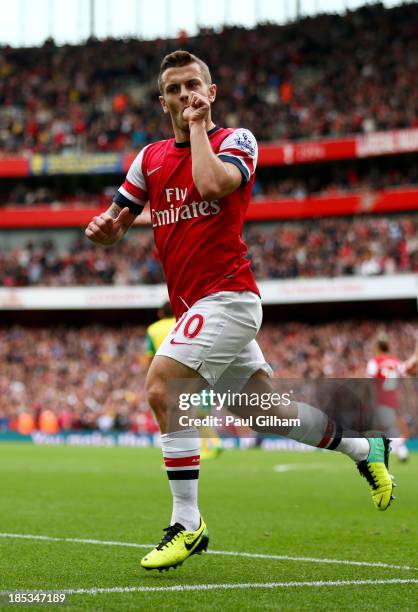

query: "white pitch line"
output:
0 532 417 573
1 579 418 596
273 463 337 473
207 549 418 572
0 533 152 549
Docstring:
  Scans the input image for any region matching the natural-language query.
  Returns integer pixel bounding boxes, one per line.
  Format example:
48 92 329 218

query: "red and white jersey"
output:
115 126 259 318
367 354 404 409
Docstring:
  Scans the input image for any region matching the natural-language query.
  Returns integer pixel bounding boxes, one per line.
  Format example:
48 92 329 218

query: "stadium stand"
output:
1 157 417 206
0 3 416 154
1 321 417 436
1 213 418 286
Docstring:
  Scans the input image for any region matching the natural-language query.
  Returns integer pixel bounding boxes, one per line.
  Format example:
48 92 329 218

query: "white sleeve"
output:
217 128 258 183
115 147 149 211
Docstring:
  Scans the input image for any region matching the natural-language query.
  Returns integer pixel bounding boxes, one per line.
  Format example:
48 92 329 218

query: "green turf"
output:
0 444 417 611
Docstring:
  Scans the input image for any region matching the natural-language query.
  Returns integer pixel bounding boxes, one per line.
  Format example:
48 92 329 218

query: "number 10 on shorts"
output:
172 313 204 342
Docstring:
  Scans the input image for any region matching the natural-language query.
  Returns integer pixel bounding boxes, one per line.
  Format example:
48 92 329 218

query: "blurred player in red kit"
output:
86 50 396 572
367 332 418 462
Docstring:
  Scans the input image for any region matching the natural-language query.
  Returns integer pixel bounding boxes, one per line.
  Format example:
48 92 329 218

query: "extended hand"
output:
183 92 211 127
85 207 131 246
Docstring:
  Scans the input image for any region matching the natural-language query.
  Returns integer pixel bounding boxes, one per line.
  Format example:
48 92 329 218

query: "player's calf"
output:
241 372 395 511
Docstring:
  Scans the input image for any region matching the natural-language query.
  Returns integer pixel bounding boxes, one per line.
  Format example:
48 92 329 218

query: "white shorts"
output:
156 291 272 386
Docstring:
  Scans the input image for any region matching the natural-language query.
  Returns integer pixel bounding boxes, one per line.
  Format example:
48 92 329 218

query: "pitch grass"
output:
0 444 417 611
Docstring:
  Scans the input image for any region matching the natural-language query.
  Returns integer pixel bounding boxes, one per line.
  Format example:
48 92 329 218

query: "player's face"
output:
159 63 216 131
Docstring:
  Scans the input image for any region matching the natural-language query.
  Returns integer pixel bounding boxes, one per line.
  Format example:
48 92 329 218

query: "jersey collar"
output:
174 126 221 148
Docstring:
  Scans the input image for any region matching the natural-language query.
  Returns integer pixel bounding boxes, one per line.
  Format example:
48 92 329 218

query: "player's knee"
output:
147 388 167 413
146 375 167 414
243 369 273 395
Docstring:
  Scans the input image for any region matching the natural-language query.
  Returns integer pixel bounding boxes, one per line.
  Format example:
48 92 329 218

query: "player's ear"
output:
159 95 169 114
208 84 217 104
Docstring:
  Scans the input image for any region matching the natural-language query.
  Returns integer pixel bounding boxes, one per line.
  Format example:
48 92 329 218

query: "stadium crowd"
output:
0 325 156 435
2 185 109 208
1 320 417 435
2 159 418 207
254 162 418 199
0 3 416 154
1 214 417 286
0 231 165 286
246 214 418 279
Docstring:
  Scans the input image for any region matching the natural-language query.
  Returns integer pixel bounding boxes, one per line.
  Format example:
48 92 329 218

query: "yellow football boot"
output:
357 438 395 511
141 518 209 571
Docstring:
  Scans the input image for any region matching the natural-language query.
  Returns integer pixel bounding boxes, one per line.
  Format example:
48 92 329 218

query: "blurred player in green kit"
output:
146 302 223 460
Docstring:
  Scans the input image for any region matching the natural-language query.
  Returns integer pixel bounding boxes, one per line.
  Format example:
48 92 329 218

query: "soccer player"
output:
367 332 417 462
146 302 223 459
85 50 394 572
145 302 176 368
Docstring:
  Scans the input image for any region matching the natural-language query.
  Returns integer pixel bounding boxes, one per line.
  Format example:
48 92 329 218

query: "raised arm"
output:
190 121 242 200
185 93 242 200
